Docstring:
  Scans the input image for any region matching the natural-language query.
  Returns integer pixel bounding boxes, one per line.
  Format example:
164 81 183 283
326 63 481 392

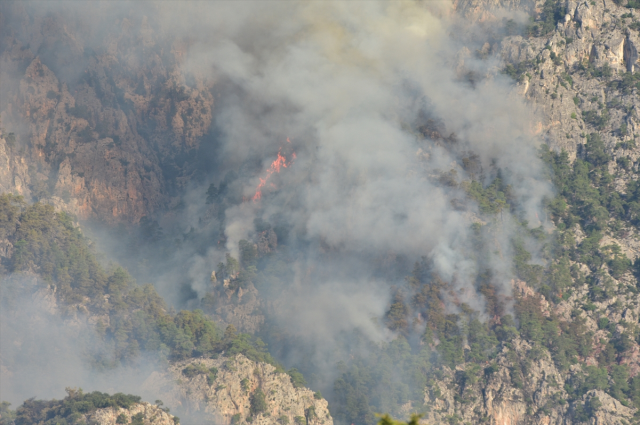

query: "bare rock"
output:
87 402 176 425
142 354 333 425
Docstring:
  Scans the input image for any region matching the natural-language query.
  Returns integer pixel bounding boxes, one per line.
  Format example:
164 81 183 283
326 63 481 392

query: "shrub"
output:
182 363 209 378
250 389 267 416
287 368 307 388
5 132 16 148
131 412 145 425
13 389 142 425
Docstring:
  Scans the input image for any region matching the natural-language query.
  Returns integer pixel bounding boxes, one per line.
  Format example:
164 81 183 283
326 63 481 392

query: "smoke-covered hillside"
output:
1 0 640 424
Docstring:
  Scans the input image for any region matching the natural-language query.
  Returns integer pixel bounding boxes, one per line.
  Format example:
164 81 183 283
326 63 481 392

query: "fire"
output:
252 140 296 202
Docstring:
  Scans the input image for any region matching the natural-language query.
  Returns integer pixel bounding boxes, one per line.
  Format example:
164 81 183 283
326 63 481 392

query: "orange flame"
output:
252 141 296 202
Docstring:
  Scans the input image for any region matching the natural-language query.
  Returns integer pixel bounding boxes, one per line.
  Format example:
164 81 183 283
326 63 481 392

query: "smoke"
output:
182 0 551 321
0 0 553 415
0 274 166 407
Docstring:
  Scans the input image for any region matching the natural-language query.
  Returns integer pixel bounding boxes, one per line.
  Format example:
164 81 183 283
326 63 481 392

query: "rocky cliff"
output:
85 403 176 425
424 338 637 425
0 3 215 223
143 354 332 425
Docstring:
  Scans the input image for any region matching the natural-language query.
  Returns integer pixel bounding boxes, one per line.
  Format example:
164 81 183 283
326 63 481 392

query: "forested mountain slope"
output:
0 191 331 425
3 1 640 425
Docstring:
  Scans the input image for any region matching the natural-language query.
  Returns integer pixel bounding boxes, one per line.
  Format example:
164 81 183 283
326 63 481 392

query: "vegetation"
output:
502 61 533 82
287 368 307 388
250 389 267 416
0 402 16 425
0 194 278 369
182 363 218 385
12 388 142 425
526 0 566 36
376 413 422 425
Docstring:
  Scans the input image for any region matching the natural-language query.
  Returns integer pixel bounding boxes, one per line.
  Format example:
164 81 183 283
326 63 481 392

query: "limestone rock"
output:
86 402 175 425
142 354 333 425
0 5 215 223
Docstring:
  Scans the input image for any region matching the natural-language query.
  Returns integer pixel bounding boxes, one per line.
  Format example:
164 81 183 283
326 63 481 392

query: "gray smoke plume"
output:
0 0 552 413
183 0 552 327
0 274 165 406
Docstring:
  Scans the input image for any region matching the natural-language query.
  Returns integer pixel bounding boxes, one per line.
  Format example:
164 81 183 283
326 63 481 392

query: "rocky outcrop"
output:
423 338 637 425
424 337 567 425
498 0 640 157
142 354 332 425
202 280 265 334
0 131 32 200
0 4 216 223
86 402 176 425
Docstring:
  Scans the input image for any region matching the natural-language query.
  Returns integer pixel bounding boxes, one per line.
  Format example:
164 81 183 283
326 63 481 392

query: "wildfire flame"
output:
252 139 296 202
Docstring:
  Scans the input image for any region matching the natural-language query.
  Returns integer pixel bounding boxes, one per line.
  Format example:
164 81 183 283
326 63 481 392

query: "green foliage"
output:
582 110 610 130
377 413 422 425
279 415 290 425
515 296 592 371
526 0 566 36
0 194 278 368
540 142 639 278
462 177 512 214
608 71 640 94
250 389 267 416
579 61 613 80
287 368 307 388
513 240 544 286
182 363 209 378
13 388 141 425
466 319 499 363
0 402 16 425
332 336 431 425
181 364 205 379
131 412 145 425
502 61 533 82
572 395 602 422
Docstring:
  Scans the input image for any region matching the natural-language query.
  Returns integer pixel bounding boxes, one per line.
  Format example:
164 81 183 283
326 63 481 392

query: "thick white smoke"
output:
172 0 551 326
0 0 553 412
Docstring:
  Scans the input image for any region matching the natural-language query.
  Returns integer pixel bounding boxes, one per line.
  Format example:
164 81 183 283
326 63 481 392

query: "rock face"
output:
142 354 333 425
0 3 216 223
86 403 176 425
202 281 265 334
424 338 637 425
0 132 32 200
497 0 640 159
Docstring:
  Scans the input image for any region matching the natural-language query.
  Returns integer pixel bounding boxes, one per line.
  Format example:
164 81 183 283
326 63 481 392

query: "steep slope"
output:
4 1 640 424
143 354 332 425
0 4 216 222
0 192 333 425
